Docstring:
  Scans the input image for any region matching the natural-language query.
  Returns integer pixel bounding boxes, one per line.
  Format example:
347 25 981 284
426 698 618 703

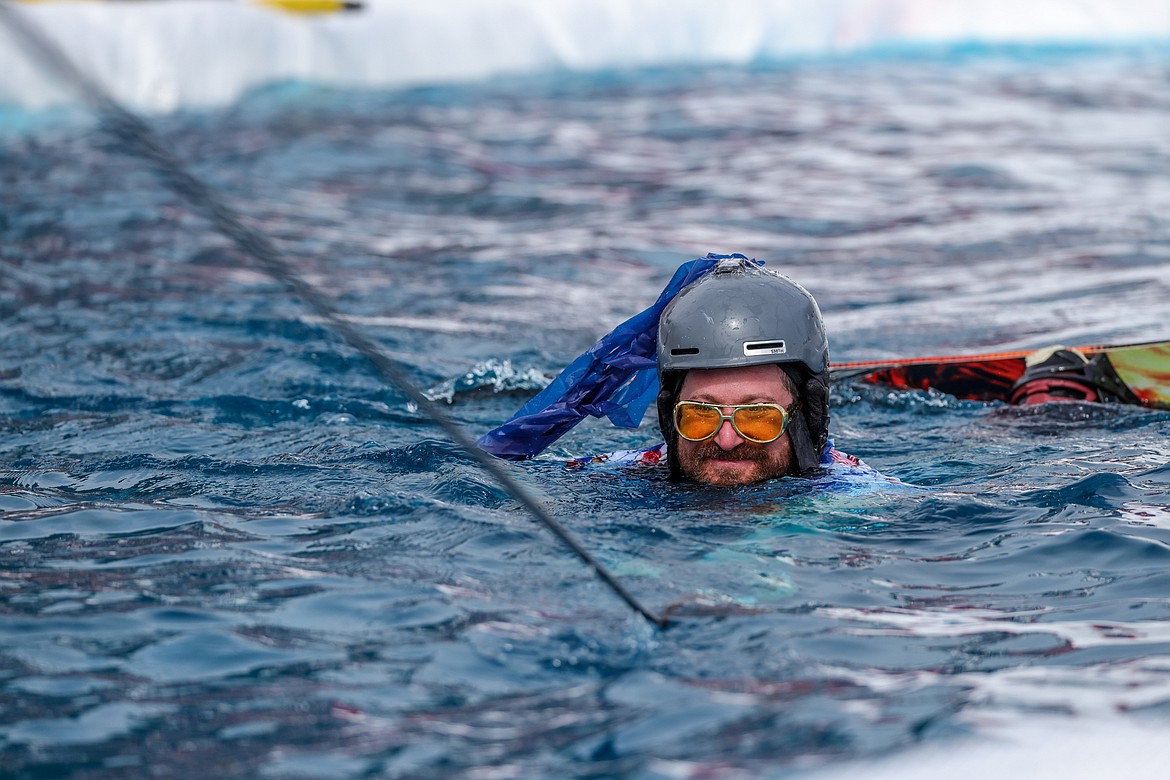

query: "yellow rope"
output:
13 0 363 15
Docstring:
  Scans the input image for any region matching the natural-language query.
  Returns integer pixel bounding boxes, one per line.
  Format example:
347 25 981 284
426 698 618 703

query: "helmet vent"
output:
744 339 787 356
671 347 700 356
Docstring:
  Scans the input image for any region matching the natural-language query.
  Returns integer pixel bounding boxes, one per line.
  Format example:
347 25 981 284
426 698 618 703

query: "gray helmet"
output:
656 256 830 476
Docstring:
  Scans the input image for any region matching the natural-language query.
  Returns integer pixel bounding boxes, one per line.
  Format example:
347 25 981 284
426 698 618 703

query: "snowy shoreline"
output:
3 0 1170 115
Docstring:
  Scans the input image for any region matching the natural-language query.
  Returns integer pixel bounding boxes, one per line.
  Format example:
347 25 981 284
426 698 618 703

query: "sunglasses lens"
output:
675 403 789 443
675 404 723 441
733 405 786 442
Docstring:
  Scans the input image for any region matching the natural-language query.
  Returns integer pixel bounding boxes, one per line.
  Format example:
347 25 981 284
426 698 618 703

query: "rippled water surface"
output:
4 52 1170 778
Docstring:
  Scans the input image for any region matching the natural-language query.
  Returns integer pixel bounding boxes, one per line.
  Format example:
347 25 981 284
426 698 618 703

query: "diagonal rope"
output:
0 1 667 628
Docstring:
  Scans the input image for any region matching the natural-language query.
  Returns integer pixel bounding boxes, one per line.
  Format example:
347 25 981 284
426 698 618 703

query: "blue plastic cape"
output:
476 254 736 460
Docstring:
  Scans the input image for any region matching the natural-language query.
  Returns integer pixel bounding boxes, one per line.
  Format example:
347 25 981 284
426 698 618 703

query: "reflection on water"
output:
3 51 1170 777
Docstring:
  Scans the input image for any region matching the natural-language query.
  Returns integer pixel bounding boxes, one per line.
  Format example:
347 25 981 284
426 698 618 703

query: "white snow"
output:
2 0 1170 114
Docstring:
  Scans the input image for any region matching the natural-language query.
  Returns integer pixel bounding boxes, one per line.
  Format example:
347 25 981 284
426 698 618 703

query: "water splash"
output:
424 358 551 404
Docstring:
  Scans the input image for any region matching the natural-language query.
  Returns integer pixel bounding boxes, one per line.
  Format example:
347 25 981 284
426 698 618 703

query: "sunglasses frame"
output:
673 400 797 444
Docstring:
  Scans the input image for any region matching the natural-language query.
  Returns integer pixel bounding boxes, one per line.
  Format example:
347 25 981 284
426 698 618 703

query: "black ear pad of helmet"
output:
656 371 686 480
780 365 830 475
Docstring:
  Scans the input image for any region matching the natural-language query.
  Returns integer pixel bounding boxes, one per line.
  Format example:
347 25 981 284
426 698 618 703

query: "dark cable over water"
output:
0 1 667 628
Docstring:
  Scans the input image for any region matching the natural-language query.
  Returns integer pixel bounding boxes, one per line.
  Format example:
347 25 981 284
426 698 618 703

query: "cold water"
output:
3 50 1170 778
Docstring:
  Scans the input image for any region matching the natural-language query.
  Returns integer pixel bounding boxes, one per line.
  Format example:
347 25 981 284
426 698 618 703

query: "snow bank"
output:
2 0 1169 114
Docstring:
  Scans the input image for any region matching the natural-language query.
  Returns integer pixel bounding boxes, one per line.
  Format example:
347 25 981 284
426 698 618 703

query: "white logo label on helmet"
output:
743 340 787 356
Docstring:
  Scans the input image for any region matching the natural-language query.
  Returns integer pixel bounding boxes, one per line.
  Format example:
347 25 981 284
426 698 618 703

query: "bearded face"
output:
674 365 797 486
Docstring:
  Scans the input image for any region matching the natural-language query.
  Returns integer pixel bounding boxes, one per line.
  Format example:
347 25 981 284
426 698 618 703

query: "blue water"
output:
3 51 1170 778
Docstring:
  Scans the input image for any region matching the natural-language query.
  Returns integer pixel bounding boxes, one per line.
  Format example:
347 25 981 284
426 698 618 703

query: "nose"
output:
712 417 744 450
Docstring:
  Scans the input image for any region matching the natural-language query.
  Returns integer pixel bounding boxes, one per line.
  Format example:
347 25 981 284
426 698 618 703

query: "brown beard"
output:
676 438 792 485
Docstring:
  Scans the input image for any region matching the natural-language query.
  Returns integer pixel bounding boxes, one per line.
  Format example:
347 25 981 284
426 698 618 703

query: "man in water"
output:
478 253 860 486
653 255 832 485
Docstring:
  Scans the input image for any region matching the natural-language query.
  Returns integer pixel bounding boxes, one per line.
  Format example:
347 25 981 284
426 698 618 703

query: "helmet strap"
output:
657 372 687 480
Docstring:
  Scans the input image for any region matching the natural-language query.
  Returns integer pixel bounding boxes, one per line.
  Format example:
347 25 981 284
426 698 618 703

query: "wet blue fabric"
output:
476 253 736 460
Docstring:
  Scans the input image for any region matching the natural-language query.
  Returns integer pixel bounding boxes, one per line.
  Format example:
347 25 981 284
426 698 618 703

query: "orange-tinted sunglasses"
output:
673 400 797 444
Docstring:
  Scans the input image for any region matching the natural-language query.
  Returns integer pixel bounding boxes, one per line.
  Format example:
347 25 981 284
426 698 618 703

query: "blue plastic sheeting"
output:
475 254 735 460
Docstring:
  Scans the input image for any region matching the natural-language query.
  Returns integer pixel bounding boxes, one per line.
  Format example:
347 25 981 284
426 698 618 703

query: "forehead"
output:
679 364 794 404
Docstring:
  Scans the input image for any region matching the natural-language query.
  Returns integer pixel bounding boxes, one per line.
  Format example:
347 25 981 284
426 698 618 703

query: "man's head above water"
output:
656 257 830 485
673 364 799 485
473 254 829 470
